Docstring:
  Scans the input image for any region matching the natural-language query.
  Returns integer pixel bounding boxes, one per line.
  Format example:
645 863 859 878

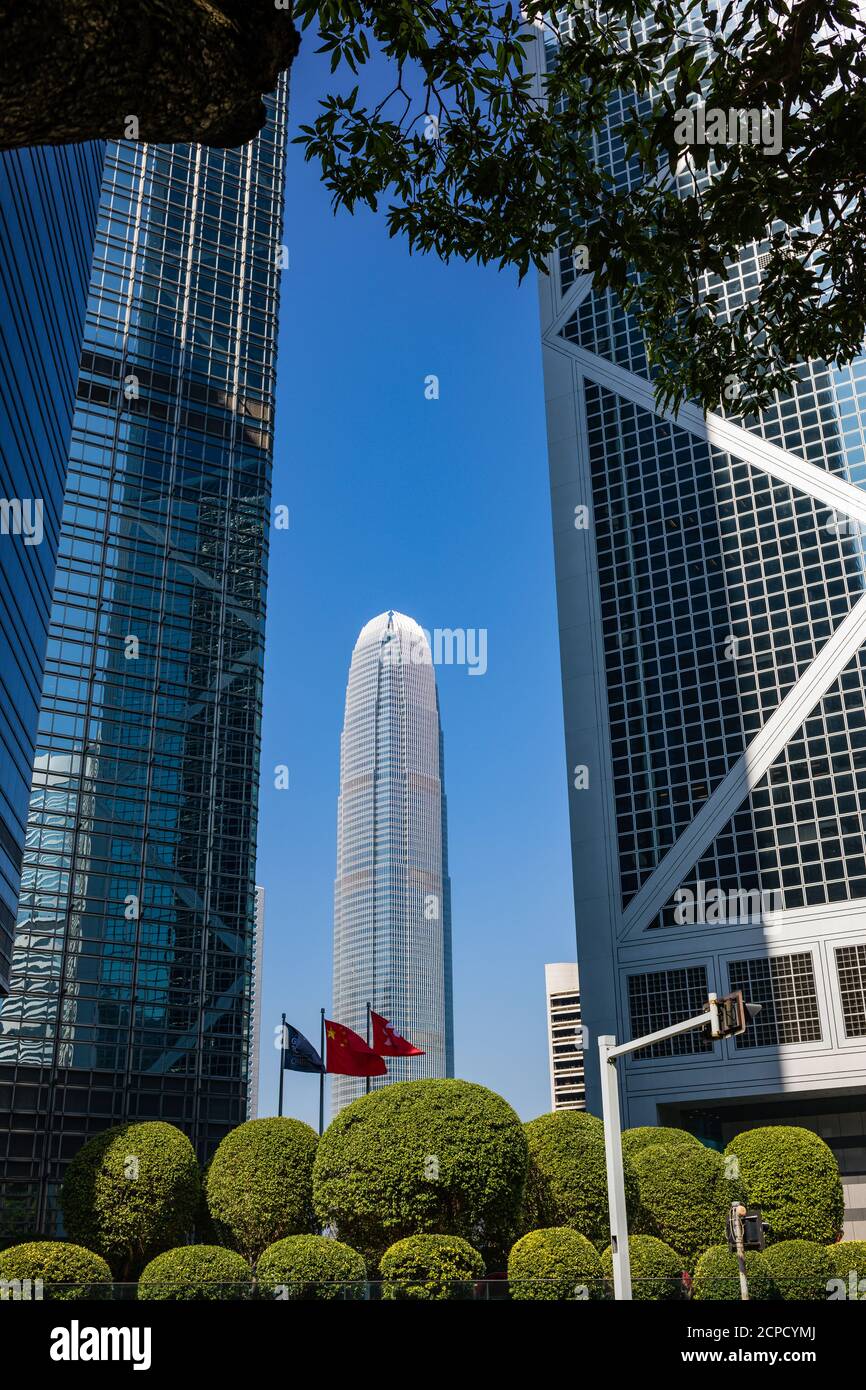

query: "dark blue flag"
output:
282 1023 324 1074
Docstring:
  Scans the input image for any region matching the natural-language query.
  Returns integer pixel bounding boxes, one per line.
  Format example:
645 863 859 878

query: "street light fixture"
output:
598 992 762 1300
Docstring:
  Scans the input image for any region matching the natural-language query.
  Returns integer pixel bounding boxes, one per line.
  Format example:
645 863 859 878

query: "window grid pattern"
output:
836 945 866 1039
628 965 712 1059
728 953 822 1048
661 649 866 926
548 987 585 1109
587 382 865 908
555 54 866 512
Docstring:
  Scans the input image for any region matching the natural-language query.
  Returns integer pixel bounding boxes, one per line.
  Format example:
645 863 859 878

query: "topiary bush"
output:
601 1234 686 1300
379 1233 484 1300
762 1239 834 1301
313 1079 527 1265
520 1111 640 1249
204 1117 318 1260
0 1241 112 1300
137 1245 252 1300
826 1240 866 1292
725 1127 843 1245
631 1143 743 1266
60 1121 200 1278
692 1245 778 1301
256 1235 367 1301
508 1227 605 1301
621 1126 703 1160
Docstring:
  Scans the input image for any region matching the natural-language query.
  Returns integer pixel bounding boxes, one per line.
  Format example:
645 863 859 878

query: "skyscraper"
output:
0 141 104 997
536 27 866 1229
0 87 288 1234
545 962 585 1111
332 611 454 1113
247 885 265 1121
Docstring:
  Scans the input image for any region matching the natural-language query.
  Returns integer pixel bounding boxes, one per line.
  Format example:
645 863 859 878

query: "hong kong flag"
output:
324 1020 387 1078
371 1010 424 1057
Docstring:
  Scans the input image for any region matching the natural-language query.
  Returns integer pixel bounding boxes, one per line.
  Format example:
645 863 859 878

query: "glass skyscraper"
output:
0 141 104 999
536 23 866 1232
332 611 454 1113
0 87 288 1233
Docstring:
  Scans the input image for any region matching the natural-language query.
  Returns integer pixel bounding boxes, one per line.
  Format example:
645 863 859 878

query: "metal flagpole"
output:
278 1011 286 1117
319 1007 325 1136
365 1000 372 1095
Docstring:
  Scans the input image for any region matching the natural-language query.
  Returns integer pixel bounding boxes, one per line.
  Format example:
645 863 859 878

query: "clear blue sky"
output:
254 43 577 1126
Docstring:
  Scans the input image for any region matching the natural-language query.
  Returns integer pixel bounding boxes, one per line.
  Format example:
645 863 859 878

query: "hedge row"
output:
11 1082 846 1298
4 1232 858 1300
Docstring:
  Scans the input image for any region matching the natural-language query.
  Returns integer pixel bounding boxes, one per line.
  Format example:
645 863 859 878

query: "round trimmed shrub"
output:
379 1234 484 1300
0 1241 111 1300
621 1126 703 1160
762 1239 834 1301
725 1127 843 1245
692 1245 778 1301
257 1235 367 1301
313 1080 527 1264
631 1143 743 1266
826 1240 866 1289
205 1117 318 1260
138 1245 251 1301
508 1227 604 1301
601 1234 685 1300
521 1111 640 1249
60 1122 200 1278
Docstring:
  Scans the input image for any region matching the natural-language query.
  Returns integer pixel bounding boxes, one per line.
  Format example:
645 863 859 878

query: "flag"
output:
325 1019 388 1078
370 1010 424 1057
282 1023 324 1074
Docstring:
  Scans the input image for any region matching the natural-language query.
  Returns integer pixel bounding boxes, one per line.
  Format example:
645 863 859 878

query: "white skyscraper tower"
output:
332 611 454 1113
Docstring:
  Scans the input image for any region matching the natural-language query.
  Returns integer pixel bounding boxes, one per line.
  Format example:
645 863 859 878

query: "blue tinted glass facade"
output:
0 87 288 1232
0 142 104 998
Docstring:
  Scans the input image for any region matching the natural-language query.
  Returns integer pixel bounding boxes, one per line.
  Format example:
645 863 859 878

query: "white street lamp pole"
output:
598 996 724 1302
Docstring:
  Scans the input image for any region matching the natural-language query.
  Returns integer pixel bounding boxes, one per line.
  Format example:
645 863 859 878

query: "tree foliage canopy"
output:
257 1234 368 1300
59 1121 200 1278
508 1225 605 1300
0 1241 112 1301
521 1110 640 1248
204 1117 319 1260
137 1245 253 1301
295 0 866 411
725 1125 844 1244
312 1079 527 1263
379 1233 485 1299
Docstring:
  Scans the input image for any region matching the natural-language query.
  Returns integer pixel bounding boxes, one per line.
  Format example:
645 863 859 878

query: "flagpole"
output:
278 1011 286 1118
319 1007 325 1136
366 1000 372 1095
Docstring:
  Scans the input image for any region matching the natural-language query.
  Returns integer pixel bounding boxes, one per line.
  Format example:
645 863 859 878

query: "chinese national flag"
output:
371 1010 424 1057
324 1020 388 1078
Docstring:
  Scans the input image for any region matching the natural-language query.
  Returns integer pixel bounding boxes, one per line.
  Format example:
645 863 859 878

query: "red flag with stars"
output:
324 1019 388 1077
371 1010 425 1057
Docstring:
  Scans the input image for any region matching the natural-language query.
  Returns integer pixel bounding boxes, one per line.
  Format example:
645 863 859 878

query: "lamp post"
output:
598 991 760 1300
